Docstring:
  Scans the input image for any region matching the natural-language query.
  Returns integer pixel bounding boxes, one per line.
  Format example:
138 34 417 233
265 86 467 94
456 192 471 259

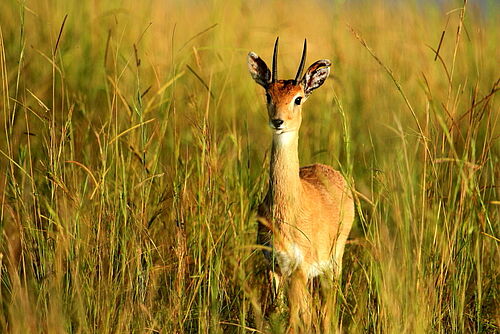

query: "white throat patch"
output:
273 131 298 147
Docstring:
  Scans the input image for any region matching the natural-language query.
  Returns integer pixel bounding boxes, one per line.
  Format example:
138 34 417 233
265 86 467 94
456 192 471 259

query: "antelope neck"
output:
269 131 301 223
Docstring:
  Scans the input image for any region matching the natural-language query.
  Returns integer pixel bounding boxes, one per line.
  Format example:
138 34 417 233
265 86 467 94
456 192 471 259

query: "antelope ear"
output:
247 52 271 87
301 60 331 97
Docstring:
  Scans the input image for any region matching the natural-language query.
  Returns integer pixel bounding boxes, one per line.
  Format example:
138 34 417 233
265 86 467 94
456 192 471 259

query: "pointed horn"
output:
294 39 307 83
272 37 279 82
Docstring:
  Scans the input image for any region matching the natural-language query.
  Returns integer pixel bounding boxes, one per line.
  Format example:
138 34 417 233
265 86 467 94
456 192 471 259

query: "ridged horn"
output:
272 37 279 82
294 39 307 83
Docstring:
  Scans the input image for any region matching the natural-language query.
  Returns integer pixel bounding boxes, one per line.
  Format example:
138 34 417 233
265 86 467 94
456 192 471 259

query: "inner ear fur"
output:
301 59 331 96
247 52 271 88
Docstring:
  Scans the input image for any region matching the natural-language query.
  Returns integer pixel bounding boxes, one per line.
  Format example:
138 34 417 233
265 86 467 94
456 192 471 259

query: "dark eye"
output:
294 96 302 105
265 93 271 104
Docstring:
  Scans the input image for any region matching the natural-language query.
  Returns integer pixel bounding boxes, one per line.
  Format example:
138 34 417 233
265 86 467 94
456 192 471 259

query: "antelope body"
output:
248 38 354 330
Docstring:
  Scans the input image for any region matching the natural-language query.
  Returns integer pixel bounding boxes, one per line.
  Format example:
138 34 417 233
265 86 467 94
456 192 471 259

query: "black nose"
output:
271 119 284 128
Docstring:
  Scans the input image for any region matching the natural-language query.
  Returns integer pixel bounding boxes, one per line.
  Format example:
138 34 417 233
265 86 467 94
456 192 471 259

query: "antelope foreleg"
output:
288 269 311 332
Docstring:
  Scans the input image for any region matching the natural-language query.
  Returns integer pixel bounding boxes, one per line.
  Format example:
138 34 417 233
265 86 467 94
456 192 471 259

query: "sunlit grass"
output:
0 0 498 333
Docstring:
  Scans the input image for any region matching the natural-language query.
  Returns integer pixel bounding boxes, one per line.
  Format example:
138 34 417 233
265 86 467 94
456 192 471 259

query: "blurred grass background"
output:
0 0 498 332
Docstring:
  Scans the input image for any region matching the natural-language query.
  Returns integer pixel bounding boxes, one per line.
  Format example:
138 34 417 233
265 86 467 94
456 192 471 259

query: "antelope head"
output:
247 38 331 135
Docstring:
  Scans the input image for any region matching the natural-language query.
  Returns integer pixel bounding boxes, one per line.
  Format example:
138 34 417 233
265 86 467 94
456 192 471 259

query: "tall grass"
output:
0 0 498 332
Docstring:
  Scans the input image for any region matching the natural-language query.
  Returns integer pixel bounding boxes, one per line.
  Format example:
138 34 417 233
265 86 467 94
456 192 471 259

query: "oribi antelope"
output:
247 38 354 330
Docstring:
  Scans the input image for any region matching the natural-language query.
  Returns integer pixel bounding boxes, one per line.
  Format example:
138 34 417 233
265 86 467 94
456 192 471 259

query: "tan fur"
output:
248 44 353 331
256 79 354 331
267 81 302 103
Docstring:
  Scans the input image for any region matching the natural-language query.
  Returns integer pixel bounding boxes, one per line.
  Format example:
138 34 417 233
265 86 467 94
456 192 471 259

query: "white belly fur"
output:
276 243 333 279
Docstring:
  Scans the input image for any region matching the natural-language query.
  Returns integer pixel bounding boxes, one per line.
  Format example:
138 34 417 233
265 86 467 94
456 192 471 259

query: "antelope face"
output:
265 80 304 134
248 38 331 135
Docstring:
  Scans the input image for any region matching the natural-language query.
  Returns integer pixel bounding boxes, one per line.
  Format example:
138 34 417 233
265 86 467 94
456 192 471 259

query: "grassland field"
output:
0 0 498 333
